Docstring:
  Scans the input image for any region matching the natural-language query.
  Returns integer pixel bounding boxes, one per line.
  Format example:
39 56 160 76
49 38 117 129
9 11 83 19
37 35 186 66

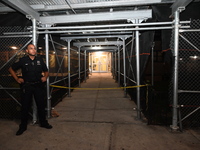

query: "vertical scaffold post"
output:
118 46 120 87
67 39 71 97
32 18 38 123
135 19 141 119
171 10 180 131
115 50 117 81
89 52 92 76
84 50 87 82
78 46 81 87
151 42 155 86
45 31 51 118
122 38 127 97
111 52 114 78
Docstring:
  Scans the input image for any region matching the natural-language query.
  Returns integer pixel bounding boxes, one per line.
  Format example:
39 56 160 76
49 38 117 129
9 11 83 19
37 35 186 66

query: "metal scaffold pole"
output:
45 31 51 118
32 18 38 123
122 38 127 97
151 42 155 86
118 46 120 87
68 40 71 97
78 46 81 87
135 19 141 119
84 50 87 82
89 52 92 76
115 51 117 81
112 52 114 78
171 10 180 131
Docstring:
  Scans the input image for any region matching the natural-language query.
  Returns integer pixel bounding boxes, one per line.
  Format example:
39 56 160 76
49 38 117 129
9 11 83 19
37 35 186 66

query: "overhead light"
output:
62 47 67 50
190 55 199 59
91 46 102 50
11 46 18 50
89 9 92 13
38 47 42 49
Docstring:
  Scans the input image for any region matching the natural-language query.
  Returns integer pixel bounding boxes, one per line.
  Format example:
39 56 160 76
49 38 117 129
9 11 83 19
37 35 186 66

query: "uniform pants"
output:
20 82 48 129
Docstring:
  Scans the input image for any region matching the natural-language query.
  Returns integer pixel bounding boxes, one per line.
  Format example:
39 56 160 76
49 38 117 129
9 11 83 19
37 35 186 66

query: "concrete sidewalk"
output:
0 73 200 150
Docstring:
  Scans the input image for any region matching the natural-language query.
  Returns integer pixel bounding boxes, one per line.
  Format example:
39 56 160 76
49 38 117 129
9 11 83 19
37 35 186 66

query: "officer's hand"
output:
17 78 24 84
41 77 47 82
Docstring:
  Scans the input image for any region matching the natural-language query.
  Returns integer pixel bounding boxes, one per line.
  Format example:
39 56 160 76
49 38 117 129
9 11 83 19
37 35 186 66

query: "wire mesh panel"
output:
44 35 85 107
170 19 200 128
0 28 85 119
178 19 200 128
0 26 32 119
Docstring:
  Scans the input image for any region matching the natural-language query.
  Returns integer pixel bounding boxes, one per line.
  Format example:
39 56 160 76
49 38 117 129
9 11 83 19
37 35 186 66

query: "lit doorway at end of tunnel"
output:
90 52 111 73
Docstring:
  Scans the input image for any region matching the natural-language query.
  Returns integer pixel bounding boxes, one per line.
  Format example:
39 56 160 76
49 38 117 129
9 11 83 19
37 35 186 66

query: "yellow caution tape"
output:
50 84 149 90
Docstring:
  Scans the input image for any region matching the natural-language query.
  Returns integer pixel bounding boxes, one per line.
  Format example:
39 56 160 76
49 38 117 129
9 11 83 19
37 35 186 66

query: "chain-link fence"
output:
114 31 156 123
46 35 85 107
170 19 200 128
0 26 32 119
0 27 86 119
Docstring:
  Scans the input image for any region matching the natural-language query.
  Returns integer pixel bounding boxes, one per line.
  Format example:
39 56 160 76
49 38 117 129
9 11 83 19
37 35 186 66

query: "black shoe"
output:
16 128 27 136
40 124 53 129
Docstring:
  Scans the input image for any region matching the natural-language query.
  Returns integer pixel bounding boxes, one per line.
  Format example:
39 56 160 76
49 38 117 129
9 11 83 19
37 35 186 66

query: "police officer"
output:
9 44 52 136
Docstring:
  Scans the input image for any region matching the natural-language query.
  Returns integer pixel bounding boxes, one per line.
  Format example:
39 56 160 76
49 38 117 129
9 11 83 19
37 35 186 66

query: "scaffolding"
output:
0 0 199 131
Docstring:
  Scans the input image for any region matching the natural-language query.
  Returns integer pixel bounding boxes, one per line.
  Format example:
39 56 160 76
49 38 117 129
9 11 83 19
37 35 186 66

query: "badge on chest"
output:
37 60 41 65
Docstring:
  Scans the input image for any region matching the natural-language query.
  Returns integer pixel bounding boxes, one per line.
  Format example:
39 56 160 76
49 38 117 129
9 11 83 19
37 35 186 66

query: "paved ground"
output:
0 73 200 150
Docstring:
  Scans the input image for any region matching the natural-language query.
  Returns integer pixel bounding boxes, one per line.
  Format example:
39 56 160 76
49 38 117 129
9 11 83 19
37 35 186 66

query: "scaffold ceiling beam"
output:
73 41 123 47
2 0 40 21
40 10 152 25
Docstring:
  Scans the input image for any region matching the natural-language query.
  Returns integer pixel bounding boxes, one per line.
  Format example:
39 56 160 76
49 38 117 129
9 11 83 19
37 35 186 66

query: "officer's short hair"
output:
26 43 34 50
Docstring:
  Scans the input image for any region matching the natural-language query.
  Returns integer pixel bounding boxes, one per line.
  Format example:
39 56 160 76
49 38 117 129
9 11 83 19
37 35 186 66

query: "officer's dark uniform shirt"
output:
11 56 48 82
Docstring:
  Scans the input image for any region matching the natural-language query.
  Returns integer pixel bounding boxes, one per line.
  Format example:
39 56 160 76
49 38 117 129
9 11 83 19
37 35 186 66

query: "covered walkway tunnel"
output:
0 0 200 139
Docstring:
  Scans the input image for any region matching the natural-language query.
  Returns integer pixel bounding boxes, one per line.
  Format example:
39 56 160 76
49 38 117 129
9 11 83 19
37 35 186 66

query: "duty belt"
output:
25 81 41 84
